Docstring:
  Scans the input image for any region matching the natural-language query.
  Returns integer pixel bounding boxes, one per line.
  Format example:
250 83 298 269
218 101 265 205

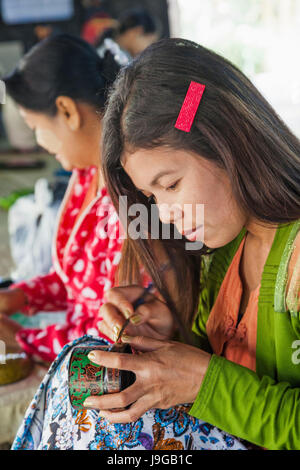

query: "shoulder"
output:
286 229 300 314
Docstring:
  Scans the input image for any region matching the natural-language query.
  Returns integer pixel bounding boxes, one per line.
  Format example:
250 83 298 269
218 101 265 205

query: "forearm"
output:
189 354 300 450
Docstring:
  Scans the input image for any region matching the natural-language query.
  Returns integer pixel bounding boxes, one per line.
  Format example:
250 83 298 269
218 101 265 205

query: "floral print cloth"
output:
11 166 123 362
12 335 247 450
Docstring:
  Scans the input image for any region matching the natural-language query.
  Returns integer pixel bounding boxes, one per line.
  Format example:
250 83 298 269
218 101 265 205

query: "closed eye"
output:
166 180 180 191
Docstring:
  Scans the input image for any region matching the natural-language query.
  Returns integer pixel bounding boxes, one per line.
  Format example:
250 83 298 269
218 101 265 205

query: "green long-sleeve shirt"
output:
189 221 300 450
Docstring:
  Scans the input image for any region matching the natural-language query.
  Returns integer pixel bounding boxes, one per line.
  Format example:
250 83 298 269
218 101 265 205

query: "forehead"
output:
123 147 182 170
123 147 195 187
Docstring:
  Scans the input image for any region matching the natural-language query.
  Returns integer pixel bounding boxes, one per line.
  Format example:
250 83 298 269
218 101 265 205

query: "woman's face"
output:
131 32 159 56
123 146 247 249
19 99 102 171
118 27 159 57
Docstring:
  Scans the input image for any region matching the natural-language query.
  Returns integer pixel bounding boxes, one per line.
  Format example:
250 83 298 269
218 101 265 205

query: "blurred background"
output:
0 0 299 447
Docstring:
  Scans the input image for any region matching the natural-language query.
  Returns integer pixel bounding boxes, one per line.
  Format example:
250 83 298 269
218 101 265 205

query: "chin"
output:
61 161 74 172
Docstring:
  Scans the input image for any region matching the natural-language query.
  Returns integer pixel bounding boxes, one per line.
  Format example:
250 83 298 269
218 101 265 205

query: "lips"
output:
183 227 196 237
183 225 203 242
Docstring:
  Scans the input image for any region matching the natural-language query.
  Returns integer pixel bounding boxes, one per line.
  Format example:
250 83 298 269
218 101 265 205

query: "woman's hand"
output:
83 335 211 423
97 286 177 342
0 288 27 316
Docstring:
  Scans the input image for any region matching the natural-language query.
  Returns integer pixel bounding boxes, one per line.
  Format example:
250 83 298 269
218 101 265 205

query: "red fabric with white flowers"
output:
12 166 123 362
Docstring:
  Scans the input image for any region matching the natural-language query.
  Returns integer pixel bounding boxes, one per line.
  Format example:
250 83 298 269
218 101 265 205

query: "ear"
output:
55 96 81 131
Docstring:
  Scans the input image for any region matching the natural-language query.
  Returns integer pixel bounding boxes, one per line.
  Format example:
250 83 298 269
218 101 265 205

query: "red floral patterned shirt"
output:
12 166 123 361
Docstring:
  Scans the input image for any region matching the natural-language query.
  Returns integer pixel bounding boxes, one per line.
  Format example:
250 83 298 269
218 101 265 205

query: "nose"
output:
157 202 183 225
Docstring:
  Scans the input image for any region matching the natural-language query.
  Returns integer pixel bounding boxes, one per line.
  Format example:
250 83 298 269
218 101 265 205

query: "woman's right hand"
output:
97 285 177 342
0 288 27 316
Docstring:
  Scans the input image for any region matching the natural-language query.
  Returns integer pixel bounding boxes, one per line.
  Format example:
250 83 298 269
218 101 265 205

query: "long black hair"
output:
3 33 121 115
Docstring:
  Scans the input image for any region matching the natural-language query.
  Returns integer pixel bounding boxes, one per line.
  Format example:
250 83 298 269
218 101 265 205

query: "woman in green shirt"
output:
11 37 300 451
88 38 300 450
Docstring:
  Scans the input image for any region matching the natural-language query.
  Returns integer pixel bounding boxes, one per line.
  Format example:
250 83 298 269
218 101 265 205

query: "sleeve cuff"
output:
189 353 222 418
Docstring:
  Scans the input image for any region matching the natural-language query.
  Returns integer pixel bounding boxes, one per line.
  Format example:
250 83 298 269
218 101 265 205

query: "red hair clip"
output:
175 81 205 133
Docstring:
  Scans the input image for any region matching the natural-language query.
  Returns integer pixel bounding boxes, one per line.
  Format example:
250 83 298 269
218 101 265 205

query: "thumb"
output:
104 285 155 319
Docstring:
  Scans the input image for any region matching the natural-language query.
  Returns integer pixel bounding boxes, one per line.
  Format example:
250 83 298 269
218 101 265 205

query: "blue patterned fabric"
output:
12 336 247 450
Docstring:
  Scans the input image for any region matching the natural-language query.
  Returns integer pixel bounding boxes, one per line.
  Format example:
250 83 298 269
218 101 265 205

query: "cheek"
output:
209 186 237 218
63 134 84 163
195 174 231 212
141 36 155 50
203 186 245 245
35 128 63 154
181 176 238 227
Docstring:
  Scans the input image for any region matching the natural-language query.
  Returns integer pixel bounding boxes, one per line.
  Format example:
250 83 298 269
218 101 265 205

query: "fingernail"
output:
124 309 132 319
113 325 120 339
88 352 96 361
83 397 93 407
130 314 141 325
121 335 133 343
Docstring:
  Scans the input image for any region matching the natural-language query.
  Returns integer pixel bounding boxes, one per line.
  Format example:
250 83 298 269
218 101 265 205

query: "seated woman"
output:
95 7 160 60
0 34 126 363
13 38 300 450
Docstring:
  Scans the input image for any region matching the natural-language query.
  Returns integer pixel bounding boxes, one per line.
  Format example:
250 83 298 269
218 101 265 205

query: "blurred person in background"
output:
0 33 126 363
2 94 37 153
1 23 59 153
96 7 160 60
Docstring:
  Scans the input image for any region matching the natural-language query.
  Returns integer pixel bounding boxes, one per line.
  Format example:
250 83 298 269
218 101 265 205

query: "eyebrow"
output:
136 170 176 194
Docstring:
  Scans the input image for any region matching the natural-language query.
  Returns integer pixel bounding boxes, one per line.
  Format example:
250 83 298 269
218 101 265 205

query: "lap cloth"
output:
11 336 248 450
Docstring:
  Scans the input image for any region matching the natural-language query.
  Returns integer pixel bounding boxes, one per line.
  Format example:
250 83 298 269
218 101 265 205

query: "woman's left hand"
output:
83 336 211 423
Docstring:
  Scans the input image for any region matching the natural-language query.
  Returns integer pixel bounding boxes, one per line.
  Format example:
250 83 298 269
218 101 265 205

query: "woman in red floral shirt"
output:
0 34 126 362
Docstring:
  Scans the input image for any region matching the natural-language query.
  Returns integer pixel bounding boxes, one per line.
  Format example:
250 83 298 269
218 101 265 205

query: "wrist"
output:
191 349 212 401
